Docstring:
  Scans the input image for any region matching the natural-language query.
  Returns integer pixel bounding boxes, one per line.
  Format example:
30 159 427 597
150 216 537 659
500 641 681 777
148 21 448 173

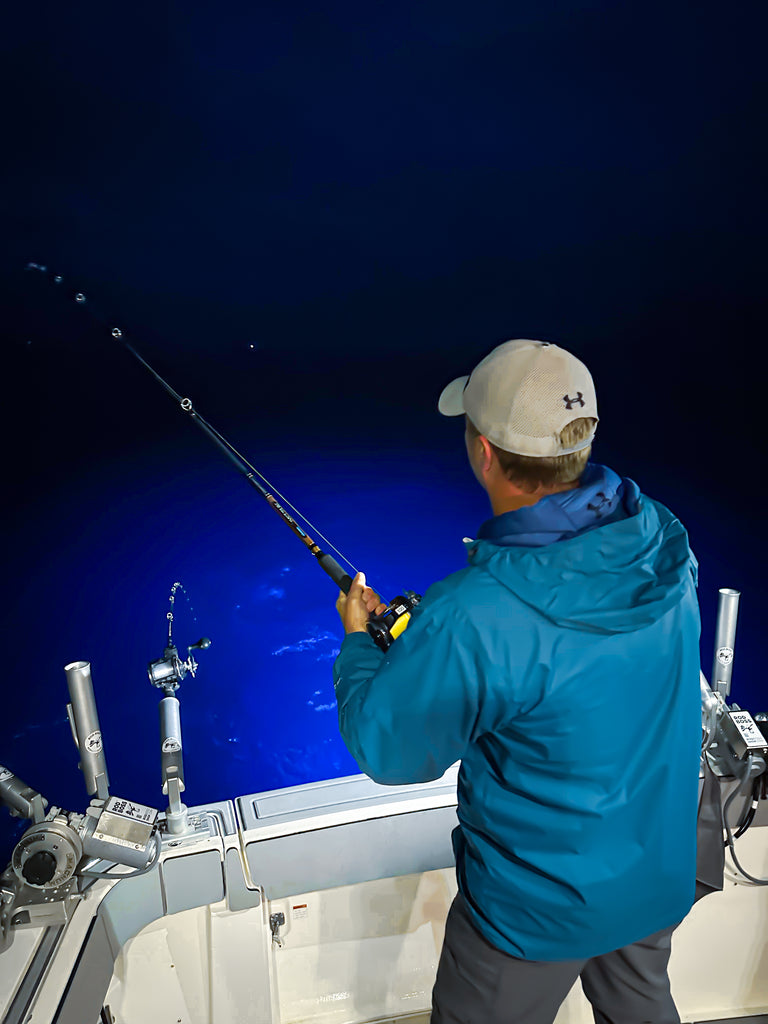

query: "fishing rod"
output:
26 262 420 650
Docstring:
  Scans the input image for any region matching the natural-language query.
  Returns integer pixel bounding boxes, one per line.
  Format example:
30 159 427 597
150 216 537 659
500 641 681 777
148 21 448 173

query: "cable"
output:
201 809 224 837
721 758 768 886
736 772 768 839
732 802 757 840
732 775 760 839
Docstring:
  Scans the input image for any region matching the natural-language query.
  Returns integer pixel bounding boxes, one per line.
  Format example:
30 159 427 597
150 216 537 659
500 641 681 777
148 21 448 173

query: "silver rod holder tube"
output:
159 697 186 796
712 588 740 698
160 697 189 834
64 660 110 798
0 766 48 823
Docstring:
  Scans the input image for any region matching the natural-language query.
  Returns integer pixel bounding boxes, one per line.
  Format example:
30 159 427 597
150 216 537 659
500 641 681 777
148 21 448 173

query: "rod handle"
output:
316 553 353 593
0 766 48 823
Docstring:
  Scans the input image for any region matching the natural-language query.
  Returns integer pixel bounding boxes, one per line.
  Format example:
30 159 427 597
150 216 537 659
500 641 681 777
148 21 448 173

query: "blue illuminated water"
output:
1 410 486 857
1 354 763 864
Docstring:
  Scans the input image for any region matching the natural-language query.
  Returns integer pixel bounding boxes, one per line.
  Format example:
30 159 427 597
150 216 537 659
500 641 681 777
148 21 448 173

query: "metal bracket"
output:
269 911 285 948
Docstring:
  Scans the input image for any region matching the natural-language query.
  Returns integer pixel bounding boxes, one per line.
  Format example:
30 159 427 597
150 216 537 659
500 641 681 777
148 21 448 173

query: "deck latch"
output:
270 911 285 948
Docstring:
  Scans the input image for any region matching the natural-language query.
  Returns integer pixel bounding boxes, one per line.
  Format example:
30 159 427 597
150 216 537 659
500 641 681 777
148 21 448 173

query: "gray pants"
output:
431 893 680 1024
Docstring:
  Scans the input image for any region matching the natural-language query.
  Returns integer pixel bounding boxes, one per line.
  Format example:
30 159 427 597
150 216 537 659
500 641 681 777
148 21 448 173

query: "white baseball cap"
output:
438 339 598 457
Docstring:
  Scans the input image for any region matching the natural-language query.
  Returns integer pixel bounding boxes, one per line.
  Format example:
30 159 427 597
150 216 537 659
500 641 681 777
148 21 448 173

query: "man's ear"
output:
478 434 495 474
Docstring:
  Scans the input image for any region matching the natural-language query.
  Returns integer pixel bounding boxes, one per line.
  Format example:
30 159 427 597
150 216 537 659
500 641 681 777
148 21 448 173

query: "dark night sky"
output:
2 0 763 490
1 0 766 852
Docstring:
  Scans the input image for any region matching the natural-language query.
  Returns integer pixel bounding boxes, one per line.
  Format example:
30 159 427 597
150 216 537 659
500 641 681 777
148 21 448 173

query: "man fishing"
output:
333 338 701 1024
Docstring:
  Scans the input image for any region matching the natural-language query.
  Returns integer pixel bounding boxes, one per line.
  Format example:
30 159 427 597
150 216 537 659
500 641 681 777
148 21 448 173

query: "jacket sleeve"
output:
332 592 497 785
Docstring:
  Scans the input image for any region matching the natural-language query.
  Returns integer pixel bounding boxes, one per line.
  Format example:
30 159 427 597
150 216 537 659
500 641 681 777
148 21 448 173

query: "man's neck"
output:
489 479 579 517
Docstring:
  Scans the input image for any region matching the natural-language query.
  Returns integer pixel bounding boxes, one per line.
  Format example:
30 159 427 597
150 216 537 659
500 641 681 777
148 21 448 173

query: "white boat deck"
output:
2 767 767 1024
103 832 768 1024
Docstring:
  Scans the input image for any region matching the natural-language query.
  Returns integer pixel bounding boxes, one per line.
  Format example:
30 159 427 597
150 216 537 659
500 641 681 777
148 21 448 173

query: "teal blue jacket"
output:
333 466 701 960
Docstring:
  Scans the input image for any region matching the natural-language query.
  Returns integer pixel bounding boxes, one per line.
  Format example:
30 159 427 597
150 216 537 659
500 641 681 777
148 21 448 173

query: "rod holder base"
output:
164 804 191 835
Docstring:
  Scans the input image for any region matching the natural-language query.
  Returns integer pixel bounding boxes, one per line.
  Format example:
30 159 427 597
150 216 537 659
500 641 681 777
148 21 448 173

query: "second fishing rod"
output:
31 264 420 650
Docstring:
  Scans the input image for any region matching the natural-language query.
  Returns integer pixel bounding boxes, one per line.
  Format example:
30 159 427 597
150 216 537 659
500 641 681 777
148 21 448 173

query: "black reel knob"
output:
367 617 394 651
366 591 422 651
22 850 57 887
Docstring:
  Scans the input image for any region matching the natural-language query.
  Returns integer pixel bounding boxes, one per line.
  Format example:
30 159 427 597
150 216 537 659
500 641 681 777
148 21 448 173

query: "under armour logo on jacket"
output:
587 492 611 518
563 393 585 409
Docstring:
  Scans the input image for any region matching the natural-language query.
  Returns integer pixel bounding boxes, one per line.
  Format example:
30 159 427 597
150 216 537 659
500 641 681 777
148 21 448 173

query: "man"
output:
333 339 701 1024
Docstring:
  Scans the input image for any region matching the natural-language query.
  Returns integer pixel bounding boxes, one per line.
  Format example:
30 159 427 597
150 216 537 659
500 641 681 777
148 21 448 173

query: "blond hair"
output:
466 417 596 493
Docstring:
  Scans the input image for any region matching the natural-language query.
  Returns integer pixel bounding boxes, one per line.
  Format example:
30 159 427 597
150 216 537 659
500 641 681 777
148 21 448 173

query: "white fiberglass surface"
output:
272 870 456 1024
102 831 768 1024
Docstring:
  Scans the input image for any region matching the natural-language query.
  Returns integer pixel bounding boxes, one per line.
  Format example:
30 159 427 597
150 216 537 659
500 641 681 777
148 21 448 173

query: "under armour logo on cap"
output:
563 393 585 409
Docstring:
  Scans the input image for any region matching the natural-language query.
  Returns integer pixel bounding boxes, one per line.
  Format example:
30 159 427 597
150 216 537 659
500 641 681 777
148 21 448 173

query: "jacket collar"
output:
475 463 638 548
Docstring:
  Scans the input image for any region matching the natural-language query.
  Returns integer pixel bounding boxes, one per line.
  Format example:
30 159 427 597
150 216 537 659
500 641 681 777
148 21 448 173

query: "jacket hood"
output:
466 466 697 635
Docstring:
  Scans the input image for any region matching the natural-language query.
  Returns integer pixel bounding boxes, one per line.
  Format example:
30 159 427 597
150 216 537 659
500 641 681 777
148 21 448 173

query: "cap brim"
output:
438 375 469 416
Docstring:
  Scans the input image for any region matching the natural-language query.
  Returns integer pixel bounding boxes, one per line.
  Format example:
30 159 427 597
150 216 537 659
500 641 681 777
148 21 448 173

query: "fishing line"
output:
27 263 419 650
113 319 359 578
167 387 359 578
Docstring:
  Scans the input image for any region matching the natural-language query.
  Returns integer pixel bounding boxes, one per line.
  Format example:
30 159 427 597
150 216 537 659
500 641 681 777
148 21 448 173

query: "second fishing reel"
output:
148 639 211 696
147 582 211 696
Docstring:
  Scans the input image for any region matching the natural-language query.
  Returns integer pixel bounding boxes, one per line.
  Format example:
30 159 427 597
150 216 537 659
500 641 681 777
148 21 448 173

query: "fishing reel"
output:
148 638 211 696
366 591 422 651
